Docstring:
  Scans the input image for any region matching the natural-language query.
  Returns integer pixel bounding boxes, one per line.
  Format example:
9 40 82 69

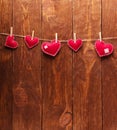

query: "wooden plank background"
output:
41 0 73 130
102 0 117 130
0 0 13 130
0 0 117 130
73 0 102 130
12 0 42 130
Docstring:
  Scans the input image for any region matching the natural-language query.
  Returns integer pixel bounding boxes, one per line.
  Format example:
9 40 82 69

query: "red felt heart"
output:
95 40 114 57
41 40 61 57
5 35 18 49
24 35 39 48
68 39 83 52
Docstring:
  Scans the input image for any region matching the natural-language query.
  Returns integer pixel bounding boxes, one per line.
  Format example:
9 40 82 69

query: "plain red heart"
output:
41 40 61 57
5 35 18 49
95 40 114 57
68 39 83 52
24 35 39 48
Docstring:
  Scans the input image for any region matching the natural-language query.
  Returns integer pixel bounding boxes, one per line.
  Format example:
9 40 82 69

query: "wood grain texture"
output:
13 0 42 130
41 0 73 130
102 0 117 130
73 0 102 130
0 0 13 130
73 0 101 39
1 1 117 130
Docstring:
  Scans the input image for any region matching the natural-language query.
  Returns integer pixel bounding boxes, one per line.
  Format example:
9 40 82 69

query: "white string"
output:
0 32 117 42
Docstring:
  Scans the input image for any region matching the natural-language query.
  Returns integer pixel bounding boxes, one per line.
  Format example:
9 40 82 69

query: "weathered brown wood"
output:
1 1 117 130
102 0 117 130
41 0 73 130
0 0 13 130
13 0 42 130
73 0 102 130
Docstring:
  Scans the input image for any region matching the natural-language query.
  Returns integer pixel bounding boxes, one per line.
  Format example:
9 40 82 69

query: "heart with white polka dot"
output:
95 40 114 57
41 40 61 57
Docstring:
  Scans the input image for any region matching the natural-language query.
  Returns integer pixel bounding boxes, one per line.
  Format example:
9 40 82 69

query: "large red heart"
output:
68 39 83 52
41 40 61 57
5 35 18 49
24 35 39 48
95 40 114 57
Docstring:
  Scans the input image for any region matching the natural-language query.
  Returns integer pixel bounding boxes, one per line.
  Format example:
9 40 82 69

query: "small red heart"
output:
5 35 18 49
41 40 61 57
95 40 114 57
67 39 83 52
24 35 39 48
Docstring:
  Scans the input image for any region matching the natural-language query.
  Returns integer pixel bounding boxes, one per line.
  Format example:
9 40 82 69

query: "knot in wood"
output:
59 112 72 128
13 87 28 107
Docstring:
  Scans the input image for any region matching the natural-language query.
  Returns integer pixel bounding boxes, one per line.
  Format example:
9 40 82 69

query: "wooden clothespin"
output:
74 33 77 43
31 30 35 40
10 27 13 36
55 33 58 43
99 32 102 41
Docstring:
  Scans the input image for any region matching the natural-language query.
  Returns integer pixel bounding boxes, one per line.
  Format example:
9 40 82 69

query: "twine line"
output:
0 32 117 42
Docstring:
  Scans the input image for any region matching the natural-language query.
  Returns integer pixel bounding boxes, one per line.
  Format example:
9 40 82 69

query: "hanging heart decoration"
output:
5 35 18 49
41 40 61 57
95 40 114 57
68 39 83 52
24 35 39 49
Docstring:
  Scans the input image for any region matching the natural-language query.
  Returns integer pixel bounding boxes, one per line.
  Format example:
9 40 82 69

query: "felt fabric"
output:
41 40 61 57
5 35 18 49
95 40 114 57
68 39 83 52
24 35 39 48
